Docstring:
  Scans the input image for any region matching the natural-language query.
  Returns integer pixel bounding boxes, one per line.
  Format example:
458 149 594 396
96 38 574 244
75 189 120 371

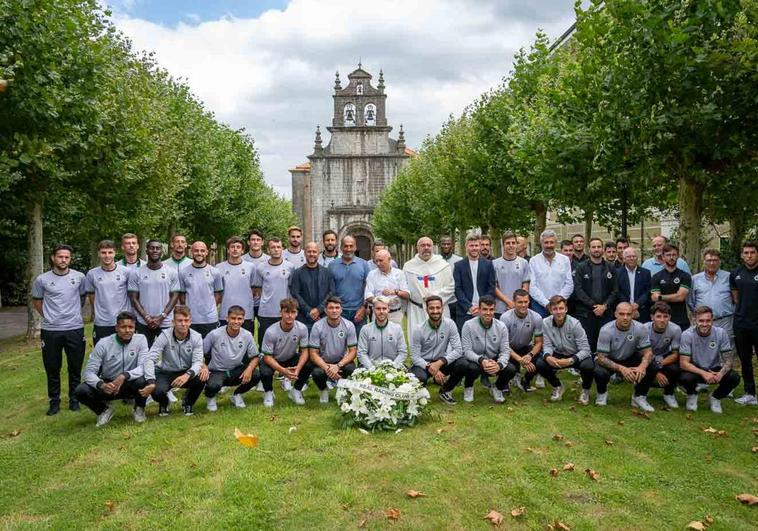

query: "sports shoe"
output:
167 390 178 403
280 379 292 391
686 394 698 411
96 406 115 427
567 368 580 377
231 393 246 408
490 387 505 404
263 391 274 407
182 404 193 416
534 375 546 389
133 406 146 423
158 405 170 417
145 396 154 406
578 389 590 405
46 401 60 416
206 396 218 412
68 399 80 411
255 382 264 392
479 374 492 389
463 387 474 403
320 390 330 404
631 395 655 413
735 394 758 406
438 391 456 405
709 395 722 414
696 383 709 393
595 392 608 406
289 389 305 405
550 385 565 402
663 394 679 409
326 380 336 390
512 375 526 393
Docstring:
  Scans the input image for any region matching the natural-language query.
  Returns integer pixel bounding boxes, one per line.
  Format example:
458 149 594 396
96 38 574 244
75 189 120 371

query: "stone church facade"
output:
290 64 412 259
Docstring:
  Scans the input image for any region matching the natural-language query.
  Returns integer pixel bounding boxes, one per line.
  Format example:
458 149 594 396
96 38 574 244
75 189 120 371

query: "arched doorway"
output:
339 222 374 261
354 235 371 260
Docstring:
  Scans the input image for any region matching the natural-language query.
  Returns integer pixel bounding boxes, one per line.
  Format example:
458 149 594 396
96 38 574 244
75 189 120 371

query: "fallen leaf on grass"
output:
385 508 401 520
358 428 370 435
552 433 565 441
269 415 278 422
395 428 403 434
752 446 757 453
702 427 728 437
605 439 614 446
617 420 625 426
436 428 446 434
288 426 297 434
234 428 258 448
686 521 706 530
705 516 714 525
550 468 560 477
568 405 576 412
564 441 574 448
631 410 651 419
736 493 758 505
406 490 426 498
483 509 504 526
340 504 349 511
104 500 116 513
526 447 541 454
585 468 600 481
8 429 21 438
563 463 575 471
358 518 367 528
547 520 571 530
510 506 526 518
686 413 693 420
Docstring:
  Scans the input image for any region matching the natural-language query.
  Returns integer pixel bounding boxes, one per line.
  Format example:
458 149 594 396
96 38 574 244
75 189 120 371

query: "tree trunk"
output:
678 176 704 272
26 199 44 342
584 210 593 242
533 201 547 251
728 212 746 267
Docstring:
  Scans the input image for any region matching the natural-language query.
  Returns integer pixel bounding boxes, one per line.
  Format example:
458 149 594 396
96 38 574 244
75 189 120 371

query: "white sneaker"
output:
133 406 146 423
578 389 590 405
709 395 722 414
289 389 305 405
631 395 655 413
567 368 580 377
550 385 565 402
206 396 218 412
167 390 178 403
263 391 274 408
595 392 608 406
463 387 474 403
696 383 709 393
255 382 264 392
96 406 115 427
326 380 335 390
145 396 154 406
511 375 525 393
535 375 546 389
490 387 505 404
735 394 758 406
280 379 292 391
686 394 698 411
320 390 329 403
230 393 246 408
663 394 679 409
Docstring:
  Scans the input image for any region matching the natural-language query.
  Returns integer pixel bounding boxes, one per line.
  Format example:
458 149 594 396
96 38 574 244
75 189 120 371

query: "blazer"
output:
616 266 652 322
289 264 335 326
453 257 497 315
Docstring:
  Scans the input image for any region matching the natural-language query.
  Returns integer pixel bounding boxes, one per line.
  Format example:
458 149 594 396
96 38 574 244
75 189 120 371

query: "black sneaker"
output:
68 399 80 411
46 401 60 416
479 374 492 389
158 405 170 417
183 404 193 416
438 391 457 405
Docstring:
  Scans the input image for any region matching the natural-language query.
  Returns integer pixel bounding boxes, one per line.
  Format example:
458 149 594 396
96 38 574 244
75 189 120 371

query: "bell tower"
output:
330 63 389 131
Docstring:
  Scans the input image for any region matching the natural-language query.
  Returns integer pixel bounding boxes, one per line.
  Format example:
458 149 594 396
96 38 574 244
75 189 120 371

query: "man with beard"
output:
163 234 191 274
357 296 407 370
479 234 493 260
571 234 588 266
328 236 370 335
650 244 692 332
730 241 758 406
252 237 296 347
318 230 340 267
453 233 496 332
403 236 455 337
573 237 618 352
283 226 306 267
179 241 223 338
644 302 682 409
529 230 574 318
290 241 335 331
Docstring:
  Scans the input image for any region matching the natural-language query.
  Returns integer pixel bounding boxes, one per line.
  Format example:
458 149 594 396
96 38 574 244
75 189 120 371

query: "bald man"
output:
179 241 224 337
289 241 335 331
403 237 455 336
365 249 409 325
328 236 370 335
641 235 691 276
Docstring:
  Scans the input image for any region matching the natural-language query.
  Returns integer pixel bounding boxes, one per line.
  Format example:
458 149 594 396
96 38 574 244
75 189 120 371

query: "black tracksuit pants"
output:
41 328 85 403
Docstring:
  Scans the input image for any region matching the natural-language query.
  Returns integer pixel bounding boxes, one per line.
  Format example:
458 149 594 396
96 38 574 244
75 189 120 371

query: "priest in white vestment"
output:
403 237 455 336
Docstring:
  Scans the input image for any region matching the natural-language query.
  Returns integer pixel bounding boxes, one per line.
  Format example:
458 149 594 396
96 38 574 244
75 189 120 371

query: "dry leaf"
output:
547 520 572 531
736 493 758 505
358 518 367 528
269 415 278 422
8 429 21 438
395 429 403 434
104 500 116 512
385 508 401 520
340 504 349 511
702 427 718 434
704 516 714 525
617 420 625 426
564 441 574 448
585 468 600 481
686 521 706 530
406 490 426 498
631 410 651 419
436 428 445 434
550 468 560 477
605 439 614 446
288 426 297 434
234 427 258 448
552 433 565 441
752 446 758 453
563 463 575 471
686 413 693 420
568 405 576 411
483 509 504 526
510 506 526 518
358 428 370 435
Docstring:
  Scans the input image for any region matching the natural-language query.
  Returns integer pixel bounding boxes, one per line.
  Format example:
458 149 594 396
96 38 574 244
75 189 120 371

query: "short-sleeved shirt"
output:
364 267 408 311
163 256 192 275
242 252 269 306
329 257 370 311
31 269 86 331
252 260 295 318
308 317 357 363
283 249 306 267
500 308 543 350
127 264 181 327
216 260 255 320
318 252 339 268
644 321 682 364
730 264 758 330
85 265 130 326
679 326 731 371
261 321 309 362
179 264 224 324
650 267 692 328
596 320 651 362
492 256 531 314
119 257 145 269
203 326 258 371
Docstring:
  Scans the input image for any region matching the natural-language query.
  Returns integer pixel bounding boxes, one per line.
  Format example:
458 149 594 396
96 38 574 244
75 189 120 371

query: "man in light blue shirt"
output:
328 236 369 335
641 235 691 276
687 249 734 342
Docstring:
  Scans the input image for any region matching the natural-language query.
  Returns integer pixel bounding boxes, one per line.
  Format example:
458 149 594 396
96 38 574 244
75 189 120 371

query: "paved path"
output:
0 306 27 340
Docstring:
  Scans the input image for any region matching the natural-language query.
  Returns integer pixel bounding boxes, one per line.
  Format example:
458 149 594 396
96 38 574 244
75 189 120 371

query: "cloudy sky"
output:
106 0 576 198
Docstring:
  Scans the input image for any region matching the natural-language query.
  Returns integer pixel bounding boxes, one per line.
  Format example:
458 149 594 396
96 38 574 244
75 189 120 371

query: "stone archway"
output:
339 222 374 260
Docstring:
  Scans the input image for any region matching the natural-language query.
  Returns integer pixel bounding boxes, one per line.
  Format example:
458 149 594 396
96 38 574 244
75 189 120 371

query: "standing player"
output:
252 237 296 346
493 232 531 318
283 226 306 266
650 244 691 332
731 241 758 406
318 230 340 267
179 241 223 337
242 230 269 331
32 244 87 415
217 236 256 334
119 233 145 269
86 240 129 345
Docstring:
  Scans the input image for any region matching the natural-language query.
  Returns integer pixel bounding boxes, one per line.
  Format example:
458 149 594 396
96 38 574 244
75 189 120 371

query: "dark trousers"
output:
93 325 116 346
735 326 758 395
455 313 474 334
256 316 279 348
578 313 612 354
190 322 219 339
220 319 254 335
448 304 458 323
680 369 741 399
530 301 549 318
204 365 260 397
41 328 85 402
536 354 595 390
298 361 356 391
409 358 468 392
152 370 205 407
135 323 167 347
342 309 365 336
652 363 680 395
511 345 540 385
461 359 514 391
260 357 305 392
593 354 657 395
74 377 148 415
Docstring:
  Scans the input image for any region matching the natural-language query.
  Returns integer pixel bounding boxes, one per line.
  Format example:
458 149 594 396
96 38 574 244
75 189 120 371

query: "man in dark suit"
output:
453 234 497 332
616 246 651 323
573 237 619 352
289 242 335 331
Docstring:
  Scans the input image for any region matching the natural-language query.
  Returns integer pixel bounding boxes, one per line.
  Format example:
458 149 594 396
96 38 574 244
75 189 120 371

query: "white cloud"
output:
110 0 575 198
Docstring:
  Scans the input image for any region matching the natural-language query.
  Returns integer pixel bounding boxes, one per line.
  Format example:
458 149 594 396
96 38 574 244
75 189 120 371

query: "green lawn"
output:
0 329 756 530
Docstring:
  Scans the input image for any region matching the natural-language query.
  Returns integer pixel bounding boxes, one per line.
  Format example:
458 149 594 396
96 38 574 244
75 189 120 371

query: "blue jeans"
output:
341 309 366 336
